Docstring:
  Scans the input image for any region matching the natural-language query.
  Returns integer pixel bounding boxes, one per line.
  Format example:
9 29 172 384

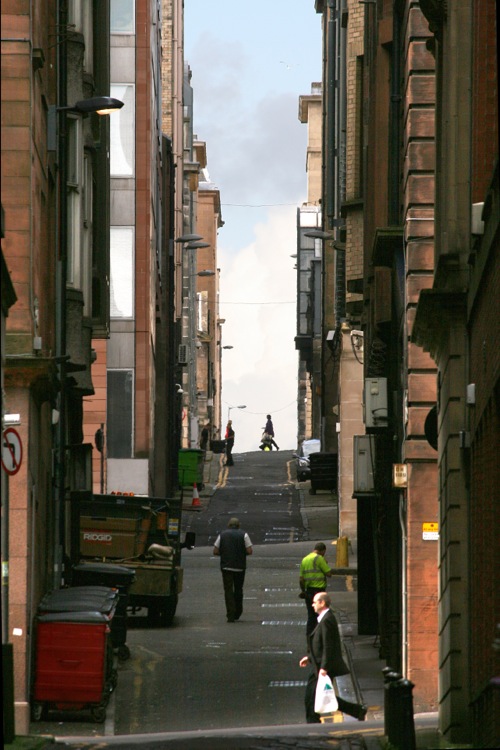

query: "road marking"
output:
269 680 308 687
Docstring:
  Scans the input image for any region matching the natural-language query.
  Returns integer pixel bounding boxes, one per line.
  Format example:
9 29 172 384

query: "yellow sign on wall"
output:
422 522 439 541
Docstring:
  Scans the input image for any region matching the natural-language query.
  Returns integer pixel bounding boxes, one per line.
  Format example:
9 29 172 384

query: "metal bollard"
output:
336 535 349 567
388 676 417 750
383 667 401 738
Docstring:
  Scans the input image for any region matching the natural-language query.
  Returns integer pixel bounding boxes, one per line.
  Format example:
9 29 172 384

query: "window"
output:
81 152 93 315
110 84 135 176
110 227 134 318
107 369 133 458
67 116 82 290
68 0 93 72
110 0 135 34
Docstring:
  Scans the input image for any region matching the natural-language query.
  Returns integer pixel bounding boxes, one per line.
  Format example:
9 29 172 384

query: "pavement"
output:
7 450 453 750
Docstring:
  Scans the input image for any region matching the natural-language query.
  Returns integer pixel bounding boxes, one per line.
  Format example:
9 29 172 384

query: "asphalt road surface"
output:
29 450 357 745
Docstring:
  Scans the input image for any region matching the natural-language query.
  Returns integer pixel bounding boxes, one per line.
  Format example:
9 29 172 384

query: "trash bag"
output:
314 673 338 714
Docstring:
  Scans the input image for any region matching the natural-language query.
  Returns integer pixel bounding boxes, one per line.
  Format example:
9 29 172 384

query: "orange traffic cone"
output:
191 483 201 507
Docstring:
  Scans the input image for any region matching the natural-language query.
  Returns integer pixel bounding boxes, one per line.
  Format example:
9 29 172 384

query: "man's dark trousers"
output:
222 569 245 621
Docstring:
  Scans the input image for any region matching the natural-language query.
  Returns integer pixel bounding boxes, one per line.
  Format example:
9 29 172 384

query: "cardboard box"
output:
80 516 141 558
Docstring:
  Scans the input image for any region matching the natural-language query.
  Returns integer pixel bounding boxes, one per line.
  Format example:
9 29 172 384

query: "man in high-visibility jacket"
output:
299 542 334 635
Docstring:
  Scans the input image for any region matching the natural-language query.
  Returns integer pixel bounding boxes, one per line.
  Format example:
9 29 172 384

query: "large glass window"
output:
110 227 134 318
67 116 82 290
107 369 133 457
110 84 135 176
110 0 135 34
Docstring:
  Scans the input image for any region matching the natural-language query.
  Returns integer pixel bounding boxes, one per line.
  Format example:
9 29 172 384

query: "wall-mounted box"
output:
353 435 376 496
364 378 388 429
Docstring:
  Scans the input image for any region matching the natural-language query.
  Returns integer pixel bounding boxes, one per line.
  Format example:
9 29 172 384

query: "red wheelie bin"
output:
71 563 135 660
32 587 119 721
32 610 113 722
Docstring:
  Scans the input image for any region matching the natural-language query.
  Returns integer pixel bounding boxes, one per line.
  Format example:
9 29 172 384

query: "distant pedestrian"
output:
299 542 334 635
200 422 210 450
299 592 367 722
260 414 279 450
225 420 235 466
213 517 253 622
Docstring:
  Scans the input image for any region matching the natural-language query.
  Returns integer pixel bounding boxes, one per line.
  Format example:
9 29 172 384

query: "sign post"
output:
1 427 23 476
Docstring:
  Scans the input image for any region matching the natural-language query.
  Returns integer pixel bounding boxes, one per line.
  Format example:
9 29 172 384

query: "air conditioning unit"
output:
178 344 188 365
353 435 376 497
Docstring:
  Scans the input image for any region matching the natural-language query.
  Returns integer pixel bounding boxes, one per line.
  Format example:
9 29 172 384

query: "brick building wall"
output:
401 3 438 710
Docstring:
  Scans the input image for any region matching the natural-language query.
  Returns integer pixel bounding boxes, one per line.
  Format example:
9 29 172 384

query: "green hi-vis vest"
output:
300 552 330 588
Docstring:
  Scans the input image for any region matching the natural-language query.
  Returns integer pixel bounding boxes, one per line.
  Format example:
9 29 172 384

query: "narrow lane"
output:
115 449 314 733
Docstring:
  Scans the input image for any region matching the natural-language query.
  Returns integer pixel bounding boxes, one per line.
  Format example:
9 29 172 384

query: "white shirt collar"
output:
317 607 329 623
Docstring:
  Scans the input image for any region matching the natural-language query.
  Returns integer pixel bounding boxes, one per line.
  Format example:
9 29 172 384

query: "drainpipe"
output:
54 0 68 588
389 5 401 226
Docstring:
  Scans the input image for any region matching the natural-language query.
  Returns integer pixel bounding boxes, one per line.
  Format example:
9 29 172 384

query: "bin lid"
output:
39 588 118 615
178 448 203 455
38 611 109 624
72 562 136 580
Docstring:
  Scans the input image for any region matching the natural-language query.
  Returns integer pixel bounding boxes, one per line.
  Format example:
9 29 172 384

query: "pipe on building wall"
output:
389 5 401 226
54 0 68 589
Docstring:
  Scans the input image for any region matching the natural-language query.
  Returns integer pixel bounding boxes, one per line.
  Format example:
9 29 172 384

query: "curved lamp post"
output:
227 404 247 422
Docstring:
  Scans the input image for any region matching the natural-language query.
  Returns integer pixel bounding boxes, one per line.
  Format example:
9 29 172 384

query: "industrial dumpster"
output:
71 562 135 660
32 610 115 723
309 452 338 494
210 439 226 454
178 448 204 487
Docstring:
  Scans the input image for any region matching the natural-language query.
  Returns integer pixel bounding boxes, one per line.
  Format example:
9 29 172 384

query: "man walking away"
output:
264 414 279 450
299 592 367 722
299 542 334 635
213 518 253 622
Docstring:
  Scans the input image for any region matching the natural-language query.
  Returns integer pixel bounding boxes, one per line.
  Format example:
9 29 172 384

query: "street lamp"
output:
185 241 210 250
197 270 215 277
227 404 247 422
222 345 234 350
175 233 203 243
304 229 335 240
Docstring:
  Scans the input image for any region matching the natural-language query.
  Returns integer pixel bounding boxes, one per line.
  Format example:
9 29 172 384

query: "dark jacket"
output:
308 609 350 678
265 419 274 436
218 529 247 570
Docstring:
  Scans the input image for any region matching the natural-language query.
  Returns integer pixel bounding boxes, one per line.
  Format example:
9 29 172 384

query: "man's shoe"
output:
358 704 368 721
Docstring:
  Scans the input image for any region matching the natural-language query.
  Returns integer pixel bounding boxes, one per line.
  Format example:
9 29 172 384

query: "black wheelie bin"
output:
309 452 338 494
71 562 136 660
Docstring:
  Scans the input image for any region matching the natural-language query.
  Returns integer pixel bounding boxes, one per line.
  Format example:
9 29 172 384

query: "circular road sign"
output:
2 427 23 476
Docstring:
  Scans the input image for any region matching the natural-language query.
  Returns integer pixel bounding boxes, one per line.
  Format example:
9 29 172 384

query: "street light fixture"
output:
227 404 247 421
175 233 203 243
304 229 335 240
197 270 215 277
185 241 210 250
222 345 234 350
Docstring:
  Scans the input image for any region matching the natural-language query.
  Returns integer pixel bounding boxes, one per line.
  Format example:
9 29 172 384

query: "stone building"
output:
1 0 113 731
414 1 499 744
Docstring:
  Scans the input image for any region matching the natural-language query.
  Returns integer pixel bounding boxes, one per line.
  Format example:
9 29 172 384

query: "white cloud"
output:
219 207 298 452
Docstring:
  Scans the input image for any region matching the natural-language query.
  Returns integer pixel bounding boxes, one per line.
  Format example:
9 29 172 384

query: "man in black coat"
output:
213 517 253 622
299 591 367 722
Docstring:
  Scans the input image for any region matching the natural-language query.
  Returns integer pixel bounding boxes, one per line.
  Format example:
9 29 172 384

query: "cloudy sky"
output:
184 1 322 452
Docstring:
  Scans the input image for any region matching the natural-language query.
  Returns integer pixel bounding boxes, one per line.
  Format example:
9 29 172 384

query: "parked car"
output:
294 439 321 482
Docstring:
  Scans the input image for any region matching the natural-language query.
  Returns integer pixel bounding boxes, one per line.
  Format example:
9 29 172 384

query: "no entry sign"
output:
2 427 23 475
